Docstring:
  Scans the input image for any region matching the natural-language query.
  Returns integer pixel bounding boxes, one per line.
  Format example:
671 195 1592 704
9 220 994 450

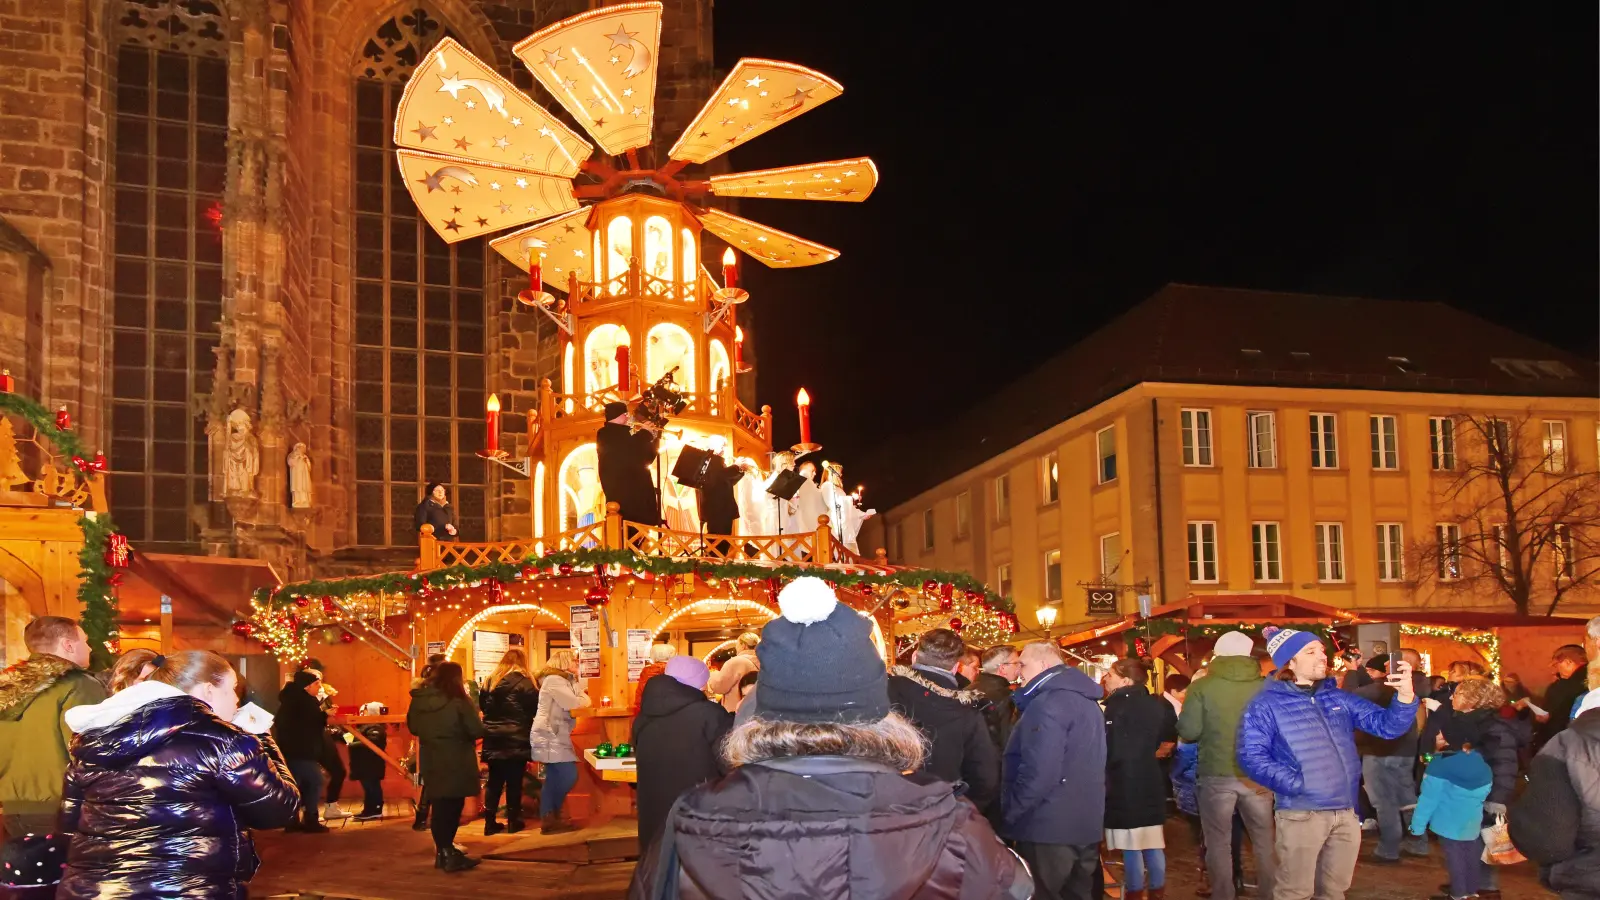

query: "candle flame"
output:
796 387 810 406
722 247 737 266
486 393 501 412
735 325 744 341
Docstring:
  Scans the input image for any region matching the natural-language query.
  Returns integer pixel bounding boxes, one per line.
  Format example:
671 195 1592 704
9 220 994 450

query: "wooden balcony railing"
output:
536 379 772 445
564 262 716 308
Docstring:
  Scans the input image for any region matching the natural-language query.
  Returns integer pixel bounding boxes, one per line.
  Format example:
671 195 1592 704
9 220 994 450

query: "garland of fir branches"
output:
0 391 118 669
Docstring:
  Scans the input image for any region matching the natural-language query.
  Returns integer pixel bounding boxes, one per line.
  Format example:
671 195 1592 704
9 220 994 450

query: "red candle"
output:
529 261 542 294
0 369 13 393
485 394 501 454
796 387 812 445
734 325 745 371
721 247 737 289
55 405 70 430
615 344 630 392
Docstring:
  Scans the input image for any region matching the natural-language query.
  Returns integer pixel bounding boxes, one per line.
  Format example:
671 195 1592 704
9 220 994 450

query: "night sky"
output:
710 5 1597 474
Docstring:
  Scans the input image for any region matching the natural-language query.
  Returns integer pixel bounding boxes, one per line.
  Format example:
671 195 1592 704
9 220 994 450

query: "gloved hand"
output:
1484 801 1507 816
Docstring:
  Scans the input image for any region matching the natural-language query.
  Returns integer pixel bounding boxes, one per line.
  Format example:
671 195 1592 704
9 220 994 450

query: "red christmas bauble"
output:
231 621 253 637
938 596 954 612
949 618 963 632
340 631 355 644
585 587 610 608
559 563 575 576
520 565 537 580
294 597 310 608
922 579 938 594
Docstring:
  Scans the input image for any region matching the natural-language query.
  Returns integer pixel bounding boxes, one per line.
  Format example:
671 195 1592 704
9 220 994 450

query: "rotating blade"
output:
697 208 839 268
397 150 579 243
709 157 877 202
394 38 592 179
489 208 596 284
513 2 663 157
670 58 843 165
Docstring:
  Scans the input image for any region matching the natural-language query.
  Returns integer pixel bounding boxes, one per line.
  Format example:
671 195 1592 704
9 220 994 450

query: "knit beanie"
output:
291 670 320 689
754 577 889 724
1213 631 1254 658
1265 628 1320 669
664 656 710 691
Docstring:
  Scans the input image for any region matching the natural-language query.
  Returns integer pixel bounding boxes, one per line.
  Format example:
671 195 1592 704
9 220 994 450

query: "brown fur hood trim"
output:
890 665 986 706
0 653 80 716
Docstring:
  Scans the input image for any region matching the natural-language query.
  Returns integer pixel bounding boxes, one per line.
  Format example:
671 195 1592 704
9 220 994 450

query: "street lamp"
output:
1035 604 1059 637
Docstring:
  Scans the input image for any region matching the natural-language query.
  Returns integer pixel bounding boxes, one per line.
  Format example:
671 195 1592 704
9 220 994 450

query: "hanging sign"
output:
473 630 511 685
1086 586 1119 617
626 629 653 682
569 605 602 678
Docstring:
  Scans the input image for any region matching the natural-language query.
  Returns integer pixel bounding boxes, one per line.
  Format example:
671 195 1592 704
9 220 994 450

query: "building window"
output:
1554 524 1575 580
1096 426 1117 484
1100 532 1123 579
1251 522 1282 582
352 11 486 546
1181 408 1213 466
921 508 935 552
1187 522 1218 583
1040 452 1059 504
1370 415 1399 470
997 562 1013 599
1492 523 1509 572
1544 420 1569 473
109 4 229 549
1377 523 1404 582
1247 411 1277 468
994 474 1010 523
1436 524 1463 580
1310 413 1339 469
1045 550 1062 601
1429 416 1456 471
955 491 972 539
1314 523 1345 582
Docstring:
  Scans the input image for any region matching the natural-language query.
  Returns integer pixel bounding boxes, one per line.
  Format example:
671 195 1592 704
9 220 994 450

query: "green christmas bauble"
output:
595 742 615 758
615 742 633 758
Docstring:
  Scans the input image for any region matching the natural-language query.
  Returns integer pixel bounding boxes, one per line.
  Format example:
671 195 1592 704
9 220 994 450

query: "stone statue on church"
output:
224 409 260 497
287 442 312 509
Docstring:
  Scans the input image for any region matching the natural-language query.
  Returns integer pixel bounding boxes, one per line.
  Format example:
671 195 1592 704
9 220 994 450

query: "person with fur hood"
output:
887 627 1000 811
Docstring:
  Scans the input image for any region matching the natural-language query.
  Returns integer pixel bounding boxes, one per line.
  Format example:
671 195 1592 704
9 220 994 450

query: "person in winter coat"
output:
973 645 1021 753
478 647 540 834
1176 630 1274 900
1439 677 1525 900
57 650 299 900
273 670 330 833
631 656 733 853
414 482 458 539
1411 746 1493 900
1102 658 1177 900
529 648 591 835
0 616 106 842
406 662 486 872
887 628 1001 812
1350 650 1432 864
1537 645 1590 750
633 643 676 712
1237 628 1419 900
705 632 760 713
1422 659 1489 757
347 702 388 821
407 653 446 832
1003 640 1107 900
1510 690 1600 900
630 576 1030 900
597 400 663 526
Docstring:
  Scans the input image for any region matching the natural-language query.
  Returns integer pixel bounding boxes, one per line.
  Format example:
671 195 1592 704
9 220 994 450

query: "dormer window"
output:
1388 356 1422 375
1492 358 1571 380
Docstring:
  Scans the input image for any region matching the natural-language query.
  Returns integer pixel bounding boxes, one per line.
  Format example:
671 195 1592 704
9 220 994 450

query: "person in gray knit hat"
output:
629 577 1031 900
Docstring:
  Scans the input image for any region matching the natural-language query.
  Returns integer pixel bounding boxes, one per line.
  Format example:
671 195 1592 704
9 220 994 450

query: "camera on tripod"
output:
629 366 688 434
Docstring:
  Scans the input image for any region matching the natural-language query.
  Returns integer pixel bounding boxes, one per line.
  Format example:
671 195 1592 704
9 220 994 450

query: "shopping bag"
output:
1481 814 1526 865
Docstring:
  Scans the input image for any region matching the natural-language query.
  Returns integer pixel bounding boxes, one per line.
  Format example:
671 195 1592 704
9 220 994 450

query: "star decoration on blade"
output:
443 218 461 232
411 122 436 141
542 48 564 68
606 23 638 50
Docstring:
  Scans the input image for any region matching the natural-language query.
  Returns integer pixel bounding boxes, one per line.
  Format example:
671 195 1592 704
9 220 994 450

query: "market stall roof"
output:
120 553 280 627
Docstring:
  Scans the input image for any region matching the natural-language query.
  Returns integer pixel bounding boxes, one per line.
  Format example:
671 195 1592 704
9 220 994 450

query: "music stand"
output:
671 445 715 489
766 469 806 501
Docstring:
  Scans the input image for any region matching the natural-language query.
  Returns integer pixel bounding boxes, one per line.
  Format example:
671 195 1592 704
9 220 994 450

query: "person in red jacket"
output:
632 643 676 712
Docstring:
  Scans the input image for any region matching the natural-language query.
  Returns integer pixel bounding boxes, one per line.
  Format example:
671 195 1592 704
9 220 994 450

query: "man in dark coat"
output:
414 482 458 539
1510 691 1600 899
888 628 1000 813
596 401 662 525
274 670 330 832
695 453 745 538
1004 641 1108 900
631 656 732 853
971 645 1021 832
1537 645 1590 750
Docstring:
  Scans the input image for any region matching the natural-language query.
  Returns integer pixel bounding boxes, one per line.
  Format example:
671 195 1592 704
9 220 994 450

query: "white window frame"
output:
1181 408 1213 467
955 491 972 540
1040 452 1059 505
1096 425 1118 485
1554 524 1575 580
1310 412 1339 469
1044 549 1062 601
1247 411 1277 468
1429 416 1456 471
994 474 1010 523
1251 521 1282 583
1100 532 1122 579
921 508 935 552
1436 523 1463 581
1376 523 1404 582
1544 420 1569 473
997 562 1013 599
1492 523 1510 572
1315 522 1346 582
1187 521 1218 584
1370 414 1399 470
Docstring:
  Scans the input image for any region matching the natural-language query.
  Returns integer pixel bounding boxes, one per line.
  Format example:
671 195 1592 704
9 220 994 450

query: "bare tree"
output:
1410 412 1600 615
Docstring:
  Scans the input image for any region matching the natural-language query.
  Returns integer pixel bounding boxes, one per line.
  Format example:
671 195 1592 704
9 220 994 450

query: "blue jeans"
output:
1440 836 1482 898
1123 848 1166 891
1362 755 1428 859
540 761 578 817
287 758 324 821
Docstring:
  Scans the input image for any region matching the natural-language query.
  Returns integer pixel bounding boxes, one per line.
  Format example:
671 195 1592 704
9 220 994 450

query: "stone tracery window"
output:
351 6 486 546
108 0 228 548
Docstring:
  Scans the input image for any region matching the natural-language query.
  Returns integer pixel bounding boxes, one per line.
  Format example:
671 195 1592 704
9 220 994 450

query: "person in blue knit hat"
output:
1412 736 1493 899
1236 627 1420 900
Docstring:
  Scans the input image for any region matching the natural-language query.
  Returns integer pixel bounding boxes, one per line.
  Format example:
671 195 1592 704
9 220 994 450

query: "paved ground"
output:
251 807 1557 899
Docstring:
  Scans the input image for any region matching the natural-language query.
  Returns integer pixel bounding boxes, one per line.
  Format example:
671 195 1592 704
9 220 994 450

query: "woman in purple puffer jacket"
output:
57 650 300 900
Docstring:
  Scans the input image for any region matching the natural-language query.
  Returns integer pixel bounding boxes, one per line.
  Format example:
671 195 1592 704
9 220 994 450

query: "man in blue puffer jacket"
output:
1237 628 1418 900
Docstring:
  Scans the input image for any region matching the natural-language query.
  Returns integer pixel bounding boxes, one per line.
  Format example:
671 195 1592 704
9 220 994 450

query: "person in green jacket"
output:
406 661 486 873
0 616 107 840
1175 631 1273 900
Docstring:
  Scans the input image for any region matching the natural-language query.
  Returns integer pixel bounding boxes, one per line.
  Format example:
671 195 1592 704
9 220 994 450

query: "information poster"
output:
426 641 445 659
569 605 602 678
472 631 510 685
627 629 653 681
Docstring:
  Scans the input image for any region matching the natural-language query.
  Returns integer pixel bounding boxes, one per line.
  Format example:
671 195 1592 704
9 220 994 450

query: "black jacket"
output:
273 684 327 761
886 666 1000 811
1441 706 1525 806
413 497 457 539
406 685 485 800
1103 684 1178 830
695 459 745 532
1511 710 1600 899
628 756 1031 900
58 696 299 900
347 724 388 782
971 671 1017 754
597 421 661 525
1539 670 1589 747
631 675 732 853
479 671 540 762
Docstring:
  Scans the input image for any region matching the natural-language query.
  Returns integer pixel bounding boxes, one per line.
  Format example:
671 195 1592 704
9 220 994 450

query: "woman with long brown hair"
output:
406 661 485 872
478 647 539 834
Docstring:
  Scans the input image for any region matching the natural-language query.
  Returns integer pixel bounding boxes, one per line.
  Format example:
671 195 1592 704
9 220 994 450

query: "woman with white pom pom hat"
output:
628 576 1032 900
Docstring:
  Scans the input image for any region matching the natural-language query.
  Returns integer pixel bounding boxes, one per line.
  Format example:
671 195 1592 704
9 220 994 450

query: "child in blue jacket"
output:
1411 746 1492 900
